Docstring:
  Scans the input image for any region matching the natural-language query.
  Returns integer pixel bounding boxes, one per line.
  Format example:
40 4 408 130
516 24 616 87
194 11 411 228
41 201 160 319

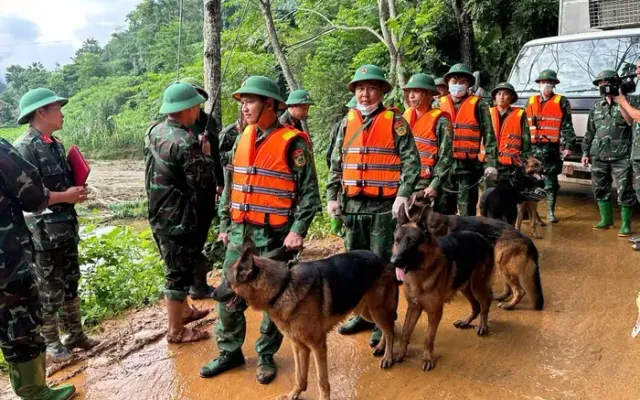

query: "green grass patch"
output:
107 199 148 220
0 126 24 143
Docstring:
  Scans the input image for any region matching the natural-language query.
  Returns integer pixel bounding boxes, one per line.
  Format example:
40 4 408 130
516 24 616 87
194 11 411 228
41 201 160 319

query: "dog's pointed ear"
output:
416 204 431 231
236 246 257 283
396 201 409 226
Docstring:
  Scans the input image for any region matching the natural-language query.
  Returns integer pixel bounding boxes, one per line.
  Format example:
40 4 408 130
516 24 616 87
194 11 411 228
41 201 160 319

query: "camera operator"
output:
583 70 635 236
614 59 640 247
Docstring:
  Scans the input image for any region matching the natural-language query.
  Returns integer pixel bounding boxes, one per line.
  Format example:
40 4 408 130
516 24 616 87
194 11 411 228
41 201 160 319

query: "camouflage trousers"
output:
191 212 216 294
414 177 450 214
591 158 636 206
0 274 45 363
440 171 482 216
154 232 207 301
215 230 287 356
532 144 562 196
633 160 640 203
343 198 395 261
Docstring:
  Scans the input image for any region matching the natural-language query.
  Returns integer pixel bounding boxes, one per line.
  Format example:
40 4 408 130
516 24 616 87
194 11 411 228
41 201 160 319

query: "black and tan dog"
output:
214 244 398 400
480 156 546 238
392 207 494 371
408 195 544 310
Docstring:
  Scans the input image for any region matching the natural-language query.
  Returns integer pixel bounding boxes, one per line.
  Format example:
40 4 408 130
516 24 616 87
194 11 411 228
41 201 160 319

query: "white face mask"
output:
355 102 379 116
539 83 554 97
449 83 468 98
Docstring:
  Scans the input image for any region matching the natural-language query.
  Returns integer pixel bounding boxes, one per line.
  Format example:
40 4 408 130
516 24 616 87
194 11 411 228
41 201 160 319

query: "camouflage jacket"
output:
583 99 632 161
219 123 241 168
629 95 640 160
327 105 422 202
279 110 304 132
13 127 78 251
0 137 50 283
189 109 224 188
145 119 216 236
523 94 577 150
218 121 321 240
416 111 455 191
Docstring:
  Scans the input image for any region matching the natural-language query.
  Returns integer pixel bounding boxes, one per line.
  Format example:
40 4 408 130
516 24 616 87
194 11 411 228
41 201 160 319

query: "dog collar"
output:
268 269 291 307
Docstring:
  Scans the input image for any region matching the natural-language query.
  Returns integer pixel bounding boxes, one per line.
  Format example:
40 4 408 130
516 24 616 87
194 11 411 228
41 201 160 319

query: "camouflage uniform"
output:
13 127 89 356
145 119 217 301
488 108 533 187
583 99 635 206
0 137 49 363
279 110 304 132
219 123 241 168
216 121 321 359
629 95 640 203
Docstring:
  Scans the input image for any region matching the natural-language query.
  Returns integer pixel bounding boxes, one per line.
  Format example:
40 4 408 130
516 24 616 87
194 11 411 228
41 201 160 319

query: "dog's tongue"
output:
395 267 405 282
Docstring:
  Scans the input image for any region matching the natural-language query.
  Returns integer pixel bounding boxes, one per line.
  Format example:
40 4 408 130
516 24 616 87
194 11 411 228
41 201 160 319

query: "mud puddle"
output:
3 184 640 399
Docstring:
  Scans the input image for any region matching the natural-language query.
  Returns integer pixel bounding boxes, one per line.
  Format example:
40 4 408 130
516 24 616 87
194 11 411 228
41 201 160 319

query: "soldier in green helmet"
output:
582 70 635 236
435 77 449 99
327 64 421 345
523 69 576 223
200 76 320 384
1 136 76 399
13 88 100 363
219 108 246 168
145 82 217 345
401 73 454 211
180 77 225 300
280 88 314 133
438 63 498 216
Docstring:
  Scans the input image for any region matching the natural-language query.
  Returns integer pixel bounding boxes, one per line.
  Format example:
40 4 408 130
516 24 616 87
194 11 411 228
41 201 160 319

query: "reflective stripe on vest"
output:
440 95 481 160
342 109 400 197
230 125 299 227
403 107 444 179
526 94 563 144
490 107 524 166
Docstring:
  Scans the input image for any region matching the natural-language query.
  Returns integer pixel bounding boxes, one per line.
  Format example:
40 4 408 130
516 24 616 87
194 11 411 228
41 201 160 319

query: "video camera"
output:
599 73 637 96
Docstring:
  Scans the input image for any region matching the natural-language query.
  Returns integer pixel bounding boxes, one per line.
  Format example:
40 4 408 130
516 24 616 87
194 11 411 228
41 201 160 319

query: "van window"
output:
509 36 640 96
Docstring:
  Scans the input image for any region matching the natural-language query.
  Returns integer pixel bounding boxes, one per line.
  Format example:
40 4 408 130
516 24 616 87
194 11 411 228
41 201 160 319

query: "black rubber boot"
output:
200 350 245 378
337 315 375 335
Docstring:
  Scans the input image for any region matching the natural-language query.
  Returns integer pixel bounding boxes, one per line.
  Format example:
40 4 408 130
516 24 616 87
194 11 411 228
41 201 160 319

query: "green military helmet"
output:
345 96 357 108
180 77 209 101
435 77 447 88
286 89 314 106
592 69 619 86
535 69 560 84
17 88 68 125
443 63 476 86
402 73 438 93
159 82 206 114
232 76 287 110
347 64 392 94
491 82 519 103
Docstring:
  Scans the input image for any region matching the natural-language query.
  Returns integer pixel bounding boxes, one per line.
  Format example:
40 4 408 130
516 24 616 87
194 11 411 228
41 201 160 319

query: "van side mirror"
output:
471 71 481 94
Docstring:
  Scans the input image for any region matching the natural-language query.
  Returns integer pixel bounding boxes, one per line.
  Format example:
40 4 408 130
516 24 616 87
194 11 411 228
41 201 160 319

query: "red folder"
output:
67 145 91 186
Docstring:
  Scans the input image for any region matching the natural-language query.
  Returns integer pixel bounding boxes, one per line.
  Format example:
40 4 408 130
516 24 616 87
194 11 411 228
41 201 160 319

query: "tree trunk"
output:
257 0 299 91
203 0 222 125
386 0 406 88
450 0 475 68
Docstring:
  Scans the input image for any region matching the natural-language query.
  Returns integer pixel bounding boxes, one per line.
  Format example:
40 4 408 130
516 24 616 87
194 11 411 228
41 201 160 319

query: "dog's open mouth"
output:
226 294 243 312
532 172 544 181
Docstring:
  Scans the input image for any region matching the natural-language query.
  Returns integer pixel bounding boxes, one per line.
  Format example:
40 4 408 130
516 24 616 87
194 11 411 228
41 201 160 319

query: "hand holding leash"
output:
423 186 438 200
392 196 408 219
284 231 304 250
484 167 498 181
327 200 341 217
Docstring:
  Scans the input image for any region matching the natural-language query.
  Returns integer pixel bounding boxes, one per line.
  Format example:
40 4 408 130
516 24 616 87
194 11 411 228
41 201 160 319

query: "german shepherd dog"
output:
214 243 398 400
408 195 544 310
392 207 494 371
480 156 546 238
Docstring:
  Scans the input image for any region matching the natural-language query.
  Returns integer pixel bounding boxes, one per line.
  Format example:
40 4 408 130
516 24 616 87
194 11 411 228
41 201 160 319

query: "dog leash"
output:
261 246 304 267
441 175 487 194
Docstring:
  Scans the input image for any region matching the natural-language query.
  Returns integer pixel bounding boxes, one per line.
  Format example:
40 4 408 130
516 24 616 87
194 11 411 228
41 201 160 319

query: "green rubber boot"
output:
369 325 382 348
256 354 277 385
547 192 559 223
618 206 633 237
200 350 245 378
337 315 375 335
8 353 76 400
593 200 614 230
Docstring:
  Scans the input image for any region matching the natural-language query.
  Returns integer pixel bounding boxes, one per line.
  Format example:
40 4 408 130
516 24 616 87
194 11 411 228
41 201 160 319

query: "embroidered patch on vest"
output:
394 119 407 137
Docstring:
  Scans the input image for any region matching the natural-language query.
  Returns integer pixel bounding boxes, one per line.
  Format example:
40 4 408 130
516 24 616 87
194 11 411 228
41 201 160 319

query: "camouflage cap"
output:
17 88 68 125
490 82 518 103
402 73 438 93
535 69 560 84
180 77 208 101
345 96 357 108
159 82 206 114
232 76 287 110
434 77 447 87
347 64 392 94
286 89 314 105
592 69 619 86
443 63 476 86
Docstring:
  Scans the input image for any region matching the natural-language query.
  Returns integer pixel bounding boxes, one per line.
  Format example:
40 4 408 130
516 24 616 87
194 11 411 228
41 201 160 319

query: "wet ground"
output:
3 183 640 400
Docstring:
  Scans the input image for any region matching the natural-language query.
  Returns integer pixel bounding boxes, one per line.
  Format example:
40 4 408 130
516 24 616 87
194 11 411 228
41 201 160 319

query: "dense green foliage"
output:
0 0 558 160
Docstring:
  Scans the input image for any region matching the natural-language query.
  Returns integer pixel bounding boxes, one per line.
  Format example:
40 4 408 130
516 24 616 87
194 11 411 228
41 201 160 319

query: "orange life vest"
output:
490 107 524 166
526 95 563 144
403 108 444 179
230 125 300 227
440 95 481 160
342 109 401 198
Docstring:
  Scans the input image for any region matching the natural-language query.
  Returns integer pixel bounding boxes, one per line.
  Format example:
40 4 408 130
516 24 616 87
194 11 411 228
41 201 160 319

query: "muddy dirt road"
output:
3 162 640 399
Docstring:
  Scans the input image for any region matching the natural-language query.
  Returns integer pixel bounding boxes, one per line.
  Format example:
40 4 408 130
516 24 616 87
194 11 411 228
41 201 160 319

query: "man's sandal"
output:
181 307 210 325
167 327 211 344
